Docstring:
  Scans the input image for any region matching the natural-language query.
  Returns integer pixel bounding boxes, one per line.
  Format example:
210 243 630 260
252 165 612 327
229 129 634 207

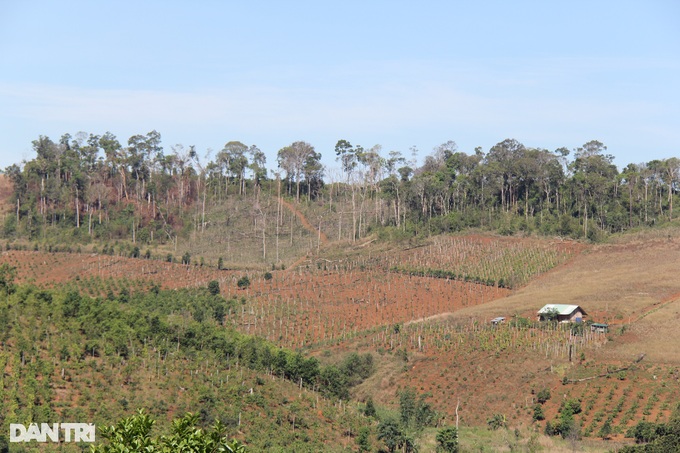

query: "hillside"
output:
0 280 380 452
449 229 680 363
335 228 680 448
3 167 680 451
2 228 680 450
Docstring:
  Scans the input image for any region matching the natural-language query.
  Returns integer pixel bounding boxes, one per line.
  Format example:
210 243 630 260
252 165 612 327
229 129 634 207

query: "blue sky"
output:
1 1 679 174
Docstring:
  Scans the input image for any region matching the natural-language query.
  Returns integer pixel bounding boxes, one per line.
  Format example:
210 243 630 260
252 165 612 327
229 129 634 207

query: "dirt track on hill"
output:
278 197 328 244
278 197 329 270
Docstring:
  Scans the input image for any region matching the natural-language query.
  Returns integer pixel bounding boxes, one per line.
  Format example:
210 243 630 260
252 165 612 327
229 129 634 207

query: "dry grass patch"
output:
606 297 680 363
448 235 680 331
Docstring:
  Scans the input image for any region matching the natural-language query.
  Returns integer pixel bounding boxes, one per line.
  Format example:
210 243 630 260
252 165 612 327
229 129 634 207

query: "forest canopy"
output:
4 131 679 245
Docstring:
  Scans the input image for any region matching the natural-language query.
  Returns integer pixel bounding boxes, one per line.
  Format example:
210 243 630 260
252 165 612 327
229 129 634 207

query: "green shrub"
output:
237 276 250 289
487 413 507 430
533 404 545 421
436 426 459 452
207 280 220 296
537 388 551 404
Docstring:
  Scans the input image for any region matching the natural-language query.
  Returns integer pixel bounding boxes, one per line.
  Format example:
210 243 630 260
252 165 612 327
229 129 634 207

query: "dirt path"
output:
631 290 680 323
278 197 328 270
278 197 328 244
404 311 456 326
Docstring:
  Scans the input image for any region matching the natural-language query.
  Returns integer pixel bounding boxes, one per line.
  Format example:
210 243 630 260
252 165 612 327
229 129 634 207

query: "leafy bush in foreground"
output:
91 410 246 452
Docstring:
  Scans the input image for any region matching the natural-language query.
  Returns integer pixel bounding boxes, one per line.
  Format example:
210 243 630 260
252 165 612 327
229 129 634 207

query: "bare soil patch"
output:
5 230 680 438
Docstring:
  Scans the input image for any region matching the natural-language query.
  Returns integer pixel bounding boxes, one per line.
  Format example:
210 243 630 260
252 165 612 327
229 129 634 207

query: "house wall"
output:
569 310 584 321
538 307 586 322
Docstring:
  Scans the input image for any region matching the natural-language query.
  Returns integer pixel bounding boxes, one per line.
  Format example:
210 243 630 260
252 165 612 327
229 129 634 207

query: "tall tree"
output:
4 164 26 230
277 141 318 202
621 163 642 228
170 144 193 209
485 138 525 212
248 145 267 193
662 157 680 221
99 132 127 200
377 419 404 453
217 141 249 196
127 130 163 202
335 139 357 183
303 149 324 200
570 140 618 237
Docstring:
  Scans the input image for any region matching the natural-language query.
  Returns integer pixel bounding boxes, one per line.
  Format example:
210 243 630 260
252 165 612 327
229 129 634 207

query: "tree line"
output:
4 130 680 245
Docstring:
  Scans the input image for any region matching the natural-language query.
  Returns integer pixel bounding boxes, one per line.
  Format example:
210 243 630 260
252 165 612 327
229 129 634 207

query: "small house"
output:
590 322 609 333
537 304 587 323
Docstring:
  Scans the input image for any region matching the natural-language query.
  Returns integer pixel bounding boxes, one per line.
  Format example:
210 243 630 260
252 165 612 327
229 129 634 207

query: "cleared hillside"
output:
445 230 680 363
3 213 680 450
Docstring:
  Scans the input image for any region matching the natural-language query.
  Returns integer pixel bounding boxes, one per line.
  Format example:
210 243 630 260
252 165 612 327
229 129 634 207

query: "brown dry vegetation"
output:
364 229 680 445
0 250 237 291
450 232 680 363
3 222 680 450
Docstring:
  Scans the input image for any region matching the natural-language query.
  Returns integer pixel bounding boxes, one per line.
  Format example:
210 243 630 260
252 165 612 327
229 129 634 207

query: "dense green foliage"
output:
435 426 459 452
377 418 404 453
545 398 582 439
620 404 680 452
236 276 250 290
0 272 377 451
626 420 670 444
365 387 441 452
536 388 551 404
398 387 438 430
5 133 680 250
321 352 375 400
532 404 545 422
91 410 246 452
207 280 220 297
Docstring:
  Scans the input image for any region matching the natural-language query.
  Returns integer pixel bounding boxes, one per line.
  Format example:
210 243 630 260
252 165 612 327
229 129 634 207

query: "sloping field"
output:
0 250 233 291
0 249 510 350
448 233 680 363
352 230 680 446
386 234 584 288
4 231 678 365
180 194 321 269
4 230 680 448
